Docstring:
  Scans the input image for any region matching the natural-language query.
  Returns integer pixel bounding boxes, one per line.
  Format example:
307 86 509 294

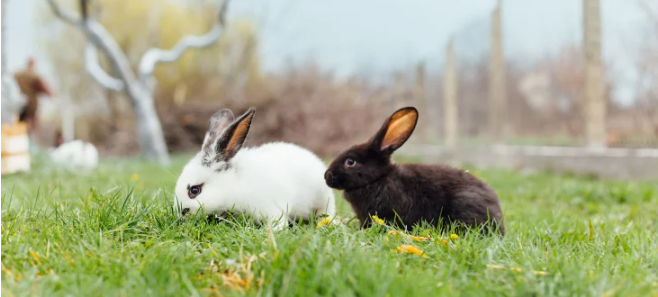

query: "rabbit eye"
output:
188 184 203 199
345 158 356 167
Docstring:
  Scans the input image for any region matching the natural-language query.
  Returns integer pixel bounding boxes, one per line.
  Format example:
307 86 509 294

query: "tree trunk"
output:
46 0 228 165
85 28 171 164
131 85 169 164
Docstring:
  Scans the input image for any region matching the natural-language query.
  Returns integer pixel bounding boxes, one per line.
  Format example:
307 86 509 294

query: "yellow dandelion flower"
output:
130 173 139 182
316 217 332 228
1 266 13 276
393 245 428 258
371 215 384 225
387 230 430 242
29 251 41 265
487 264 548 276
410 234 430 241
65 254 74 265
388 230 401 238
450 234 459 240
487 264 506 270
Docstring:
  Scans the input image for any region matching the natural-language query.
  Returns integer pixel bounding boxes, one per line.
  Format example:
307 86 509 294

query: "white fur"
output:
175 142 335 229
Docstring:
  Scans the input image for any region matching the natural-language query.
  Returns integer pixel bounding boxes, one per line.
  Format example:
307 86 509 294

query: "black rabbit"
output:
324 107 504 235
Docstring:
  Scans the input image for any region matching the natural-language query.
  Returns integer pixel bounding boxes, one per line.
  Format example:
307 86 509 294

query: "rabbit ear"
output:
203 109 235 152
214 108 256 161
370 107 418 154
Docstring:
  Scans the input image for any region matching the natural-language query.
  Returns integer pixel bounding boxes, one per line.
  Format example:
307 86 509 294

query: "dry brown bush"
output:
100 67 387 158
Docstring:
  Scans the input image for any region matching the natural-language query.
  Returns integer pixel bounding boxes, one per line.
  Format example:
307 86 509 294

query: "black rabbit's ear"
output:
214 108 256 160
370 107 418 154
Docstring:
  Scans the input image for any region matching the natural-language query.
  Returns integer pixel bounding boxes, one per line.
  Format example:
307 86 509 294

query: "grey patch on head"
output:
201 148 230 168
201 156 213 167
200 155 212 166
215 162 232 173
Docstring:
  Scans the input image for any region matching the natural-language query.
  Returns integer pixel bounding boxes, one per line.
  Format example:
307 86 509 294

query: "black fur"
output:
325 107 504 234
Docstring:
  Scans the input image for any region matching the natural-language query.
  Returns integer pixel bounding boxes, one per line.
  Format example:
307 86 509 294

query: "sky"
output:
3 0 657 103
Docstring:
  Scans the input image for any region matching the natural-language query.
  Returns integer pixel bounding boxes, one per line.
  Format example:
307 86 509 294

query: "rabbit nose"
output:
182 208 190 216
324 171 334 183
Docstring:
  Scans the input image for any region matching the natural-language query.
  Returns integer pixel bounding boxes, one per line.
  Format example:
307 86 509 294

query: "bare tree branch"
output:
46 0 137 91
46 0 81 25
84 21 139 90
46 0 234 164
74 0 168 164
138 0 230 84
79 0 89 20
84 43 124 91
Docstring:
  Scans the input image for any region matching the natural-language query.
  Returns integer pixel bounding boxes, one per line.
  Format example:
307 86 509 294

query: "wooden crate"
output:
1 123 30 175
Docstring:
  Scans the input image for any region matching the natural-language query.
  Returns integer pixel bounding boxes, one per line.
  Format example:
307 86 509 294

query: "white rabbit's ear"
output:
214 108 256 161
203 109 235 153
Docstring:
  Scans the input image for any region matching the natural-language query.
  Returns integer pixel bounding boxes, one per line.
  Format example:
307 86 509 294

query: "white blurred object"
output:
1 154 31 174
1 75 26 124
49 140 99 170
518 71 552 111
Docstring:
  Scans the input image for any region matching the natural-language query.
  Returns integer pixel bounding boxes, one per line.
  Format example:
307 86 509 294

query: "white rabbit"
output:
174 108 335 229
49 140 99 171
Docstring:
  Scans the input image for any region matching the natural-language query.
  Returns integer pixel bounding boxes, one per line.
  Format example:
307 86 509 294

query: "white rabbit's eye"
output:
188 184 203 199
345 158 356 167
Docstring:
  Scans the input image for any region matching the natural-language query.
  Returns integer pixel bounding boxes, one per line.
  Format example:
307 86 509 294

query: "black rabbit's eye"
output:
345 158 356 167
188 184 203 199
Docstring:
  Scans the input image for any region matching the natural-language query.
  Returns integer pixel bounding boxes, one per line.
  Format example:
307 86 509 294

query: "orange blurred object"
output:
1 122 31 175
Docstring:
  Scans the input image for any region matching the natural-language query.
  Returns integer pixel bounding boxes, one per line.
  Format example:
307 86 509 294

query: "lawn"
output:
2 154 658 296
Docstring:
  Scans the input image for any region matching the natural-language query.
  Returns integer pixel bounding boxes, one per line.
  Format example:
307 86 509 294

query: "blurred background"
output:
2 0 657 177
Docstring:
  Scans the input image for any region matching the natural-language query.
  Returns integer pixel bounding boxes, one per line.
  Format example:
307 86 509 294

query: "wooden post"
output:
489 0 507 144
444 39 458 147
394 72 406 109
583 0 607 148
415 61 429 143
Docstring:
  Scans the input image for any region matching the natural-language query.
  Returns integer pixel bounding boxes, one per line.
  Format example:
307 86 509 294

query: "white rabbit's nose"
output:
182 208 191 216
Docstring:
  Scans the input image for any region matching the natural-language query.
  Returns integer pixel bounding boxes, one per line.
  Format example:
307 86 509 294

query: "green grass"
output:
2 154 658 296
